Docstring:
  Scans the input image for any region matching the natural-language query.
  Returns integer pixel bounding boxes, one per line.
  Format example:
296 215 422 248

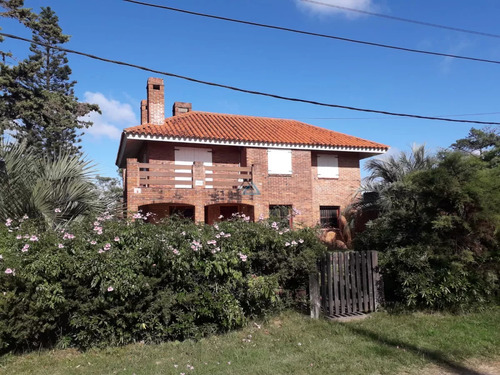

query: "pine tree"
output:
0 4 99 156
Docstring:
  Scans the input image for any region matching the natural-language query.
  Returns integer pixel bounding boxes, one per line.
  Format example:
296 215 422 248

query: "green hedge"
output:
0 214 325 352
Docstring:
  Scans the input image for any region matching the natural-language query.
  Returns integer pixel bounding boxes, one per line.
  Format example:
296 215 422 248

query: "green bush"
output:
0 214 325 352
379 246 499 311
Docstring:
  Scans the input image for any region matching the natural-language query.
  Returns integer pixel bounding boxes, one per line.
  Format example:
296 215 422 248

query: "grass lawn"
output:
1 307 499 375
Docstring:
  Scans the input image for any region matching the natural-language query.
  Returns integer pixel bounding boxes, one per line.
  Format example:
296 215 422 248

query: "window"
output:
268 149 292 175
269 205 293 227
317 154 339 178
320 206 340 228
269 205 291 220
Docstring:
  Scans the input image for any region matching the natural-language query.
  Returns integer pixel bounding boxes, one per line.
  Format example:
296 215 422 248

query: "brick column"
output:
192 161 206 223
126 158 140 216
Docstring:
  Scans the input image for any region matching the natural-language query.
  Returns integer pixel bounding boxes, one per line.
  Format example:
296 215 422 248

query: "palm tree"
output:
0 141 104 228
346 144 435 231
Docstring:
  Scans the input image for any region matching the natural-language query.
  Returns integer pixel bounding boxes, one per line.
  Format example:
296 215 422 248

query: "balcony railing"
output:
205 165 253 189
137 162 253 189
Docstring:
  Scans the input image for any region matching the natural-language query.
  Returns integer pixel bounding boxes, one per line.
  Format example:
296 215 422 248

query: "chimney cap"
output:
173 102 192 116
147 77 164 85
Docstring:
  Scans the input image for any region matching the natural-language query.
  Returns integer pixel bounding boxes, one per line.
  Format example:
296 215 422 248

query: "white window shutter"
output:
268 149 292 175
317 154 339 178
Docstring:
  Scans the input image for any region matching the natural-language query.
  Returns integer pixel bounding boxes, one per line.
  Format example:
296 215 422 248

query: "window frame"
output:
319 206 340 229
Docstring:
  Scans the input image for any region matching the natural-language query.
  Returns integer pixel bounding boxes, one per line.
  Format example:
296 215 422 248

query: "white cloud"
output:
296 0 375 18
81 92 137 140
440 39 472 74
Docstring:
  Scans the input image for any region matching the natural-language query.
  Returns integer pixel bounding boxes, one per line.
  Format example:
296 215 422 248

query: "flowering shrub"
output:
0 214 325 352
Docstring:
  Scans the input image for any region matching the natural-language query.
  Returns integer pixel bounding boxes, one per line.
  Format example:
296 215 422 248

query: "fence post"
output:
309 270 321 319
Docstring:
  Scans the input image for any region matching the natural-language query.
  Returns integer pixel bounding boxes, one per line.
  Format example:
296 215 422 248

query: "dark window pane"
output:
320 206 339 228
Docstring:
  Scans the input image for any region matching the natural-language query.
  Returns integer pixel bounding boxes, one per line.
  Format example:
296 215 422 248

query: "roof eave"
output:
123 133 389 154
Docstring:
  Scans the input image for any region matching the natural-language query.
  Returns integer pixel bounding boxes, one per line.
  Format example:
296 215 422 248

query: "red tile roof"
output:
124 111 388 150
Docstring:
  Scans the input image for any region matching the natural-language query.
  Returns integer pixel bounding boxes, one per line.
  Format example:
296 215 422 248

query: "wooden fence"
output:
310 251 379 318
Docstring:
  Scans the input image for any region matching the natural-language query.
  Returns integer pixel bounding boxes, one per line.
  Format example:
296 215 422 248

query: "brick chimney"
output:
146 77 164 125
140 100 148 124
173 102 192 116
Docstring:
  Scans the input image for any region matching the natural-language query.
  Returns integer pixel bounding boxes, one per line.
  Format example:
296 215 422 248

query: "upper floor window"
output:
317 154 339 178
268 149 292 175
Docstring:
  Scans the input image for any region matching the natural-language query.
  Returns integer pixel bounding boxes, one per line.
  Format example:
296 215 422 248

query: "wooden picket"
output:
318 251 379 317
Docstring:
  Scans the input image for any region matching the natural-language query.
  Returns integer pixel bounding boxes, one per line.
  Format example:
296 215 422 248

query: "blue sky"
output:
2 0 500 178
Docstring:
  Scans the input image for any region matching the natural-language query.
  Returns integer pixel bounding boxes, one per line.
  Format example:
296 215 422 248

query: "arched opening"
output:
204 203 254 225
139 203 195 223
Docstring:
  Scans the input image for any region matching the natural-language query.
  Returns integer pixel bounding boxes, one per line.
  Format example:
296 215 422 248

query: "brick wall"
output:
124 143 362 227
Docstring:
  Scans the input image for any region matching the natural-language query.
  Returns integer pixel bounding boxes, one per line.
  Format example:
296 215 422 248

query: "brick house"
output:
116 77 388 227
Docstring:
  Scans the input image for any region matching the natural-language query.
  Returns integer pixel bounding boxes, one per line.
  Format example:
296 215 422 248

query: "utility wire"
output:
298 112 500 120
302 0 500 39
123 0 500 66
1 31 499 126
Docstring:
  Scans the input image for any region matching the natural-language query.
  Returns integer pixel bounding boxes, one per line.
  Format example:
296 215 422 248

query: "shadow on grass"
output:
345 324 488 375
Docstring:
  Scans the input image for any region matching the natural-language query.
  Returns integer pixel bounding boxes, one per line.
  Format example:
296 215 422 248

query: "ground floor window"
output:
320 206 340 228
269 205 293 227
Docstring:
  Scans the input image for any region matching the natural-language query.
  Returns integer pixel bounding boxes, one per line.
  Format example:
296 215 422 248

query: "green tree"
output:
0 140 103 228
451 127 500 167
0 4 99 156
94 174 124 215
355 150 500 310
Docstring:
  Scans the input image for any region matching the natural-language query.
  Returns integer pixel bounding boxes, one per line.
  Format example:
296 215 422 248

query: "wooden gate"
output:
315 251 379 318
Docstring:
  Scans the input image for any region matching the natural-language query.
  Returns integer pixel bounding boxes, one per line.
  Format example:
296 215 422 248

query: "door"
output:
174 147 212 188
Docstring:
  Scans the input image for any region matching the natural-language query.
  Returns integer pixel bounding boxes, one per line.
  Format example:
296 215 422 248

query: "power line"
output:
297 112 500 120
1 31 499 126
302 0 500 39
123 0 500 66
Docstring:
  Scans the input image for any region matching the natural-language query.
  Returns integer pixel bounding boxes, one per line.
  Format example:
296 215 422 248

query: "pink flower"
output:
5 218 12 227
16 235 22 240
298 239 304 244
5 268 13 274
107 286 114 292
54 208 62 213
132 213 142 219
58 244 64 249
173 249 180 255
63 233 75 240
22 244 29 252
238 252 248 262
114 236 120 242
29 235 38 242
104 243 111 250
90 240 97 245
285 242 290 247
22 214 29 220
98 249 105 254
